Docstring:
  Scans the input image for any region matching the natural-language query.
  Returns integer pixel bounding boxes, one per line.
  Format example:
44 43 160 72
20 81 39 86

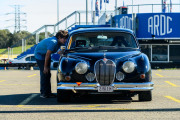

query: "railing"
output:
127 3 180 13
0 10 115 59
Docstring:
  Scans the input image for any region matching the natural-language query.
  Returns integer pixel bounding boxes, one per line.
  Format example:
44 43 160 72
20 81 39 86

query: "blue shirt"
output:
34 36 61 60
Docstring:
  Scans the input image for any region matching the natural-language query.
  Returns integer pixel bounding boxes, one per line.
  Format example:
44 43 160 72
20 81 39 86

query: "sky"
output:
0 0 180 33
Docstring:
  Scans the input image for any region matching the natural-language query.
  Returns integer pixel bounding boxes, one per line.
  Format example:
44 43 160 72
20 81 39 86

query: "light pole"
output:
162 0 163 12
132 0 133 14
57 0 59 31
86 0 88 25
132 0 133 31
115 0 117 15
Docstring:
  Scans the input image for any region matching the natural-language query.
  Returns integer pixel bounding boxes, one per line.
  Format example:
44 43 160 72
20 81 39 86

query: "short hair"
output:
55 30 69 39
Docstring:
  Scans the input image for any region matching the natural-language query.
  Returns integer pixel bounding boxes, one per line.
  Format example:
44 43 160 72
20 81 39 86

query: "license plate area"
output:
98 86 114 92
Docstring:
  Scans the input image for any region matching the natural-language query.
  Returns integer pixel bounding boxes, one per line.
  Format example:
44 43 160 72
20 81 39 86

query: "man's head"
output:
55 30 69 45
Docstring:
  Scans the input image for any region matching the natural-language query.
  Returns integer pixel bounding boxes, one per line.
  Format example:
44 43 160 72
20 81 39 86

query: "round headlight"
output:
86 73 95 82
122 61 135 73
75 62 88 74
116 71 124 81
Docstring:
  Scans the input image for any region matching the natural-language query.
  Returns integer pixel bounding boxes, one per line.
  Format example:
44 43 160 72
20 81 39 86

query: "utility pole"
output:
17 5 21 32
6 5 27 32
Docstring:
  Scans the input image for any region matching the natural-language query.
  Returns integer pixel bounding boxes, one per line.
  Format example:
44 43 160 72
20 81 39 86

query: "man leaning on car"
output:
34 30 69 98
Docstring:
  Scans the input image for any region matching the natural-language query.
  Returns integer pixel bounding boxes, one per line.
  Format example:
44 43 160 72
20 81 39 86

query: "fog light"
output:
116 71 125 81
65 76 71 81
86 73 95 82
140 74 145 79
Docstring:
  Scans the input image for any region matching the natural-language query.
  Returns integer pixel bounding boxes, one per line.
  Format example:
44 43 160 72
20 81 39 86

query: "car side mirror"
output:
61 46 66 50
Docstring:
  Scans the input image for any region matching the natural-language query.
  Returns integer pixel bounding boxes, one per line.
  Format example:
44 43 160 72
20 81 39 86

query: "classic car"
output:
57 28 154 102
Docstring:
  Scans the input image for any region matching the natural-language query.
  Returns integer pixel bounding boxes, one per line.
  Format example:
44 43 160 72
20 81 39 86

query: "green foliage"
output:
0 29 52 54
0 30 36 49
0 29 12 48
12 31 36 47
39 32 52 42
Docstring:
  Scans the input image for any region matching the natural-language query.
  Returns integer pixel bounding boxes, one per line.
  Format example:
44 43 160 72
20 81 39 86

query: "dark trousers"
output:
36 59 51 95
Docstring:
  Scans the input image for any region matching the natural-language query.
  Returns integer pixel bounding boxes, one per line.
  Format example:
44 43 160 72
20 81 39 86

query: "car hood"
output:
67 51 141 62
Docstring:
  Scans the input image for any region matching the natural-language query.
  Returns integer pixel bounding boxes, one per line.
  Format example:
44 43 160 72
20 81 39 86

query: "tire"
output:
138 91 152 101
57 90 73 103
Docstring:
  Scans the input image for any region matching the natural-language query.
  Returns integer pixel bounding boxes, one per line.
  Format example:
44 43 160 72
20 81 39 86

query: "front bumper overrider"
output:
57 82 154 91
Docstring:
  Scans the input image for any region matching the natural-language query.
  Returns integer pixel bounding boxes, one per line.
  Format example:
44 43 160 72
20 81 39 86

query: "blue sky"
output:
0 0 179 33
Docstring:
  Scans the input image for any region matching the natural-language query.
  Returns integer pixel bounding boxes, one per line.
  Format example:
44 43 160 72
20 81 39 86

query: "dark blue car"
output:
57 28 154 102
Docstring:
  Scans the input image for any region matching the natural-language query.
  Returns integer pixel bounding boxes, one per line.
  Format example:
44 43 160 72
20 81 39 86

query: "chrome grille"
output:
94 59 116 85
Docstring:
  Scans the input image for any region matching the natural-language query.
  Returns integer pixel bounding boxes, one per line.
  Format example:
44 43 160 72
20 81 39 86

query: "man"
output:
35 30 69 98
110 36 128 47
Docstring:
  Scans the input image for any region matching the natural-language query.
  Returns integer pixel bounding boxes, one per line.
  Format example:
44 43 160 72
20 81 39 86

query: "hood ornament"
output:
104 52 106 58
103 53 107 63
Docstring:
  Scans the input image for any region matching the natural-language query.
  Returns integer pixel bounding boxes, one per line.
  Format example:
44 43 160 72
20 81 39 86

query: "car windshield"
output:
68 32 138 51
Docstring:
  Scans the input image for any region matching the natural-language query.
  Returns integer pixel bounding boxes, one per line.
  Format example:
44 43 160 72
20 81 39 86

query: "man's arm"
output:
44 50 52 74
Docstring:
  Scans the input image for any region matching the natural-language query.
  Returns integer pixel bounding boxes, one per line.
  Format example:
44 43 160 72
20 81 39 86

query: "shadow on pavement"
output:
1 93 180 113
0 108 180 113
0 93 133 105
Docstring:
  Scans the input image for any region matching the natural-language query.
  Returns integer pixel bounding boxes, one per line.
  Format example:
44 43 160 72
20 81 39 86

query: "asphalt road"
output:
0 70 180 120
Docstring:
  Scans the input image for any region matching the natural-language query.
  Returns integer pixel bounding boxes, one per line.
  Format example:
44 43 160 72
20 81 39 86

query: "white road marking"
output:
16 94 39 107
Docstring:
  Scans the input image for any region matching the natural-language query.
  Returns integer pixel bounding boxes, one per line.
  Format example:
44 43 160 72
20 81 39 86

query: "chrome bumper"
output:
57 82 154 91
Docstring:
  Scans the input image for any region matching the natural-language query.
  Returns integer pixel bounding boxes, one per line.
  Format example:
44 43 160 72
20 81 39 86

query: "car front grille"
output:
94 59 116 85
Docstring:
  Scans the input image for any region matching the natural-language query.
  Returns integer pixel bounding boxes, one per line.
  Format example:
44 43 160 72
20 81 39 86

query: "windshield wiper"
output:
91 46 119 49
66 47 90 51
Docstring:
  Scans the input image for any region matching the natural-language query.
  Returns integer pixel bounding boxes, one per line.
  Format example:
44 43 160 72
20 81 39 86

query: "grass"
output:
0 48 6 53
0 45 34 55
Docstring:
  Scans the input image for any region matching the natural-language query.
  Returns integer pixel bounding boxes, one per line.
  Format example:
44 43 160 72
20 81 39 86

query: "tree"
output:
10 31 35 47
0 29 11 48
0 29 52 49
39 32 52 42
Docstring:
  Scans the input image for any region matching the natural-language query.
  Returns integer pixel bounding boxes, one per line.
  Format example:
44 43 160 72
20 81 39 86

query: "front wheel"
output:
138 91 152 101
57 90 73 103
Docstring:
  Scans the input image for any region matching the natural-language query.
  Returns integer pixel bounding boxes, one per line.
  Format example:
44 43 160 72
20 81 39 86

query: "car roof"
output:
69 27 134 35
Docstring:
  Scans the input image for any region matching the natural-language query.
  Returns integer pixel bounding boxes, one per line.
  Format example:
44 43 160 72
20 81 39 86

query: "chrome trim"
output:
94 59 116 86
57 82 97 87
57 82 154 91
68 55 92 61
115 53 141 62
112 82 154 88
